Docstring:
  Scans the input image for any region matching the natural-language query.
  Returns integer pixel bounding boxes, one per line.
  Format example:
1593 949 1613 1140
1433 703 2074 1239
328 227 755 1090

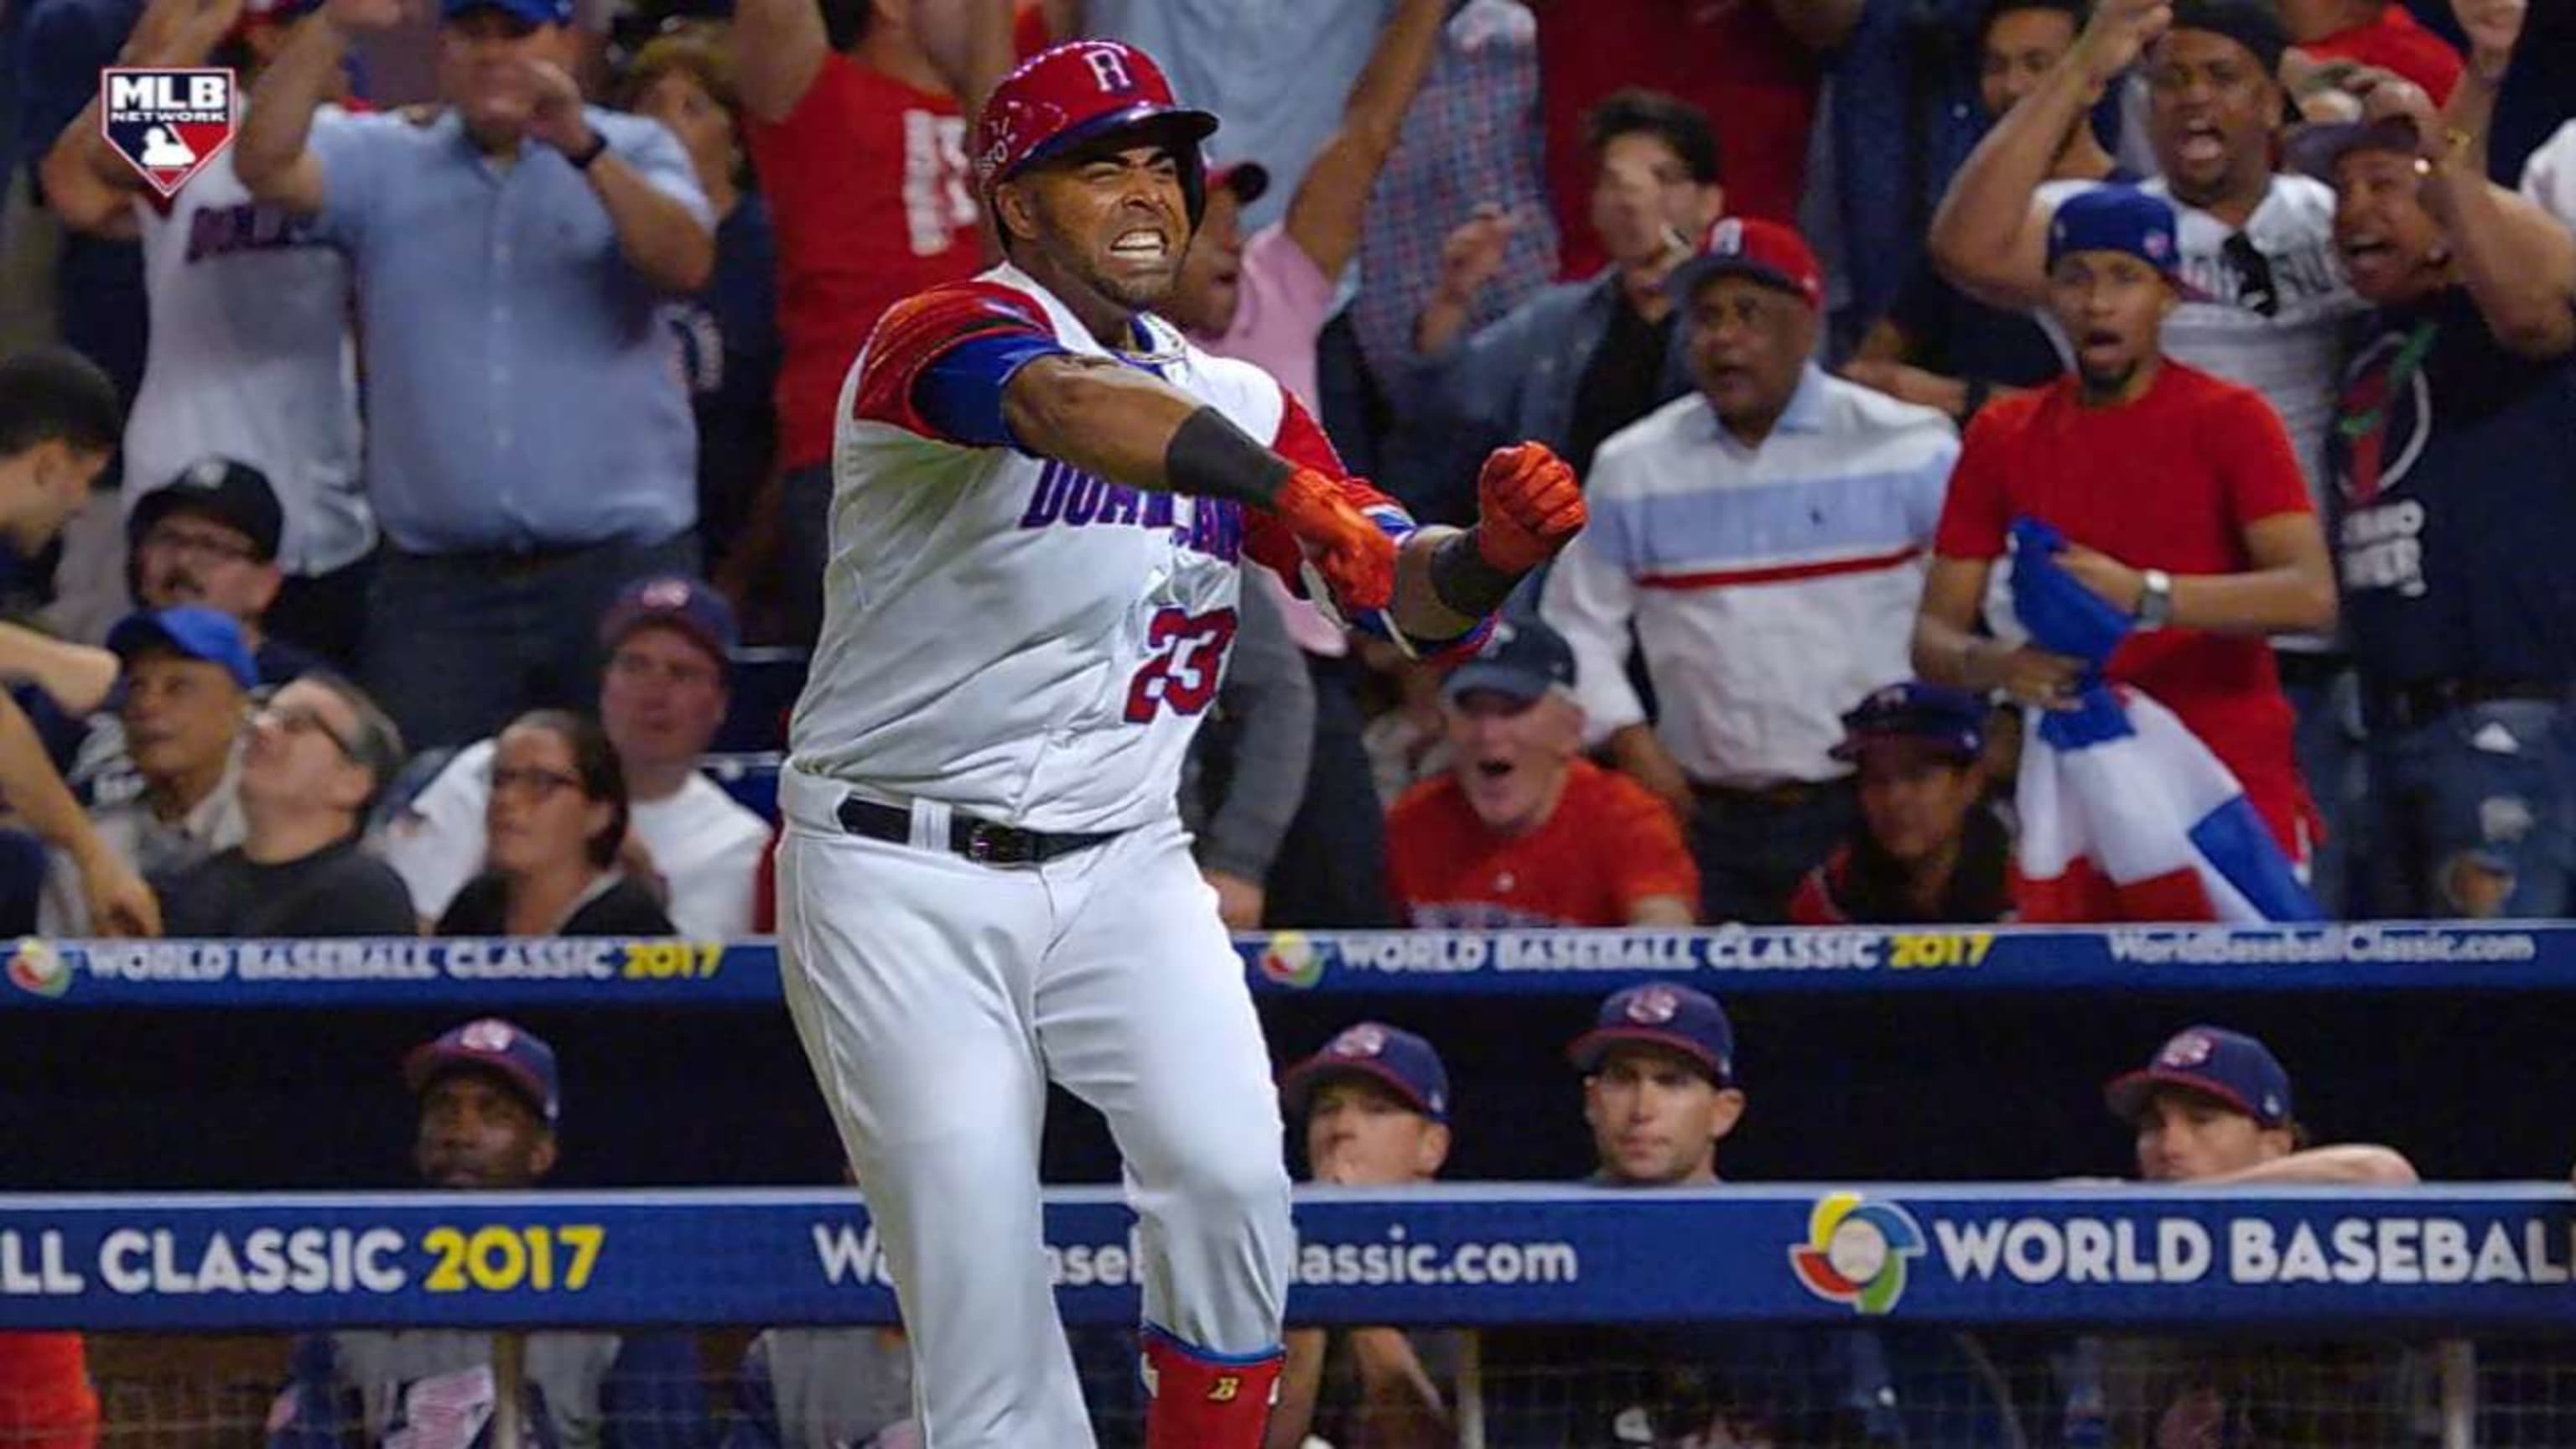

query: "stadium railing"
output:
8 1184 2573 1446
0 922 2566 1008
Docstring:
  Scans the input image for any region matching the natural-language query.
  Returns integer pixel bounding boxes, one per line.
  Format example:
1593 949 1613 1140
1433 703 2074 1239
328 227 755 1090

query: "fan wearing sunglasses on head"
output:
1927 0 2376 911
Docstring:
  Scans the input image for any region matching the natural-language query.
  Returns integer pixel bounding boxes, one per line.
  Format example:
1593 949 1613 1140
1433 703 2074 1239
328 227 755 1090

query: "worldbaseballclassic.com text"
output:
812 1223 1581 1291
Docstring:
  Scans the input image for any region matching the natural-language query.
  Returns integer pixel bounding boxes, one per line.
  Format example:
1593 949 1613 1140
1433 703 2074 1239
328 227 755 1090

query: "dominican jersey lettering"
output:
789 264 1415 834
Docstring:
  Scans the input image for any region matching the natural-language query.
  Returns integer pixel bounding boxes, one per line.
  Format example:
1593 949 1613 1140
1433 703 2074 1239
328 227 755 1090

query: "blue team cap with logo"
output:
406 1017 562 1125
1280 1021 1450 1123
1442 615 1576 706
600 576 740 675
1831 681 1988 762
1569 983 1736 1086
2047 186 2184 279
441 0 573 27
106 606 257 691
2105 1025 2293 1128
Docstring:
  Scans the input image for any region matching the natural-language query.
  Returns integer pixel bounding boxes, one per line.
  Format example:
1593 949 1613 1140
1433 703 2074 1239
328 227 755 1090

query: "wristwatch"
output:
568 130 610 171
2134 568 2175 631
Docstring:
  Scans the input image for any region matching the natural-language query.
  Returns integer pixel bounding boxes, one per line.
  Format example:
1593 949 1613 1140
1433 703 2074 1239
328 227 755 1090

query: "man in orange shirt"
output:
1385 617 1696 927
0 1335 97 1447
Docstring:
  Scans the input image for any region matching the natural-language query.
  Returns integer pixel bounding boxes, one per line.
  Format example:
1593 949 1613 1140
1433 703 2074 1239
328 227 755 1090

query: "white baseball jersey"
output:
122 106 374 576
787 261 1408 835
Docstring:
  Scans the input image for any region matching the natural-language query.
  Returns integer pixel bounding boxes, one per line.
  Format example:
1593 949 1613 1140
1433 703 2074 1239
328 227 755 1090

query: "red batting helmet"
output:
974 40 1219 221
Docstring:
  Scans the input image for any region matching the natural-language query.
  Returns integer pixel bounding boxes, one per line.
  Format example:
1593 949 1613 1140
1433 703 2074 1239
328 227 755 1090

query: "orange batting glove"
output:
1271 468 1397 612
1473 442 1586 572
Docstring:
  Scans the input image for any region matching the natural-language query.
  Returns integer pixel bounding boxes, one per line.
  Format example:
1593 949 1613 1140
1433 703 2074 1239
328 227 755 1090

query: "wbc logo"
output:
100 67 236 197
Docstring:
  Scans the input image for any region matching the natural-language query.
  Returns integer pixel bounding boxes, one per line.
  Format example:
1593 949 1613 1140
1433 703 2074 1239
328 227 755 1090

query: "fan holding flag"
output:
1910 186 2340 922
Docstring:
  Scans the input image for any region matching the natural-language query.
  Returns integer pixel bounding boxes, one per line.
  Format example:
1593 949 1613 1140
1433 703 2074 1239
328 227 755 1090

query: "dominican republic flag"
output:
2006 519 2321 923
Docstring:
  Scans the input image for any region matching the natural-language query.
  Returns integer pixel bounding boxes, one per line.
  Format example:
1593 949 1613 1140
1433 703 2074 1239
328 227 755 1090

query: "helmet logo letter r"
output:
1084 48 1135 93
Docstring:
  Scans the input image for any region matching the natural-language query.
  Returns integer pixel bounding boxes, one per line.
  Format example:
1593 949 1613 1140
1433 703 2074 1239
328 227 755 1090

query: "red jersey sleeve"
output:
849 282 1053 439
2208 386 2315 527
1596 771 1701 919
1239 392 1415 580
1931 402 2019 561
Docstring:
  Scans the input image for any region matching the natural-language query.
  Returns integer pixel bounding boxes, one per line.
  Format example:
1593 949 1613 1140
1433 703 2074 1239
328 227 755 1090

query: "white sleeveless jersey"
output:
122 106 374 574
788 262 1399 834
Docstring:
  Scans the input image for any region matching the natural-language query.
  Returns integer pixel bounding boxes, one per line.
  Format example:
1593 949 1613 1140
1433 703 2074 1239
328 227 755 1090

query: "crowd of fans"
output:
0 0 2569 941
0 0 2573 1441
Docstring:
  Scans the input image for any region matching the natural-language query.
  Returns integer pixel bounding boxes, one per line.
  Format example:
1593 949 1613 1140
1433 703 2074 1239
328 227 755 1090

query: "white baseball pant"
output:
773 763 1294 1449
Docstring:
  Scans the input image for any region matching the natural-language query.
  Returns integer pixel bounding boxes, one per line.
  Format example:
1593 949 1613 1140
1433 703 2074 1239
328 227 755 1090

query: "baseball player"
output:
771 39 1586 1449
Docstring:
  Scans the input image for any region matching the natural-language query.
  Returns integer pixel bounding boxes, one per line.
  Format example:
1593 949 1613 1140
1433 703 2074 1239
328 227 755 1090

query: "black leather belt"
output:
835 796 1118 867
1690 776 1852 812
2364 677 2566 733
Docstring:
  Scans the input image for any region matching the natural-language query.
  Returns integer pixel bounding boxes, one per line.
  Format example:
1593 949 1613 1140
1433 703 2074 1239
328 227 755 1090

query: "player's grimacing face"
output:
1008 140 1191 313
2049 250 2173 394
1305 1078 1447 1187
2132 1088 2291 1182
1584 1044 1742 1187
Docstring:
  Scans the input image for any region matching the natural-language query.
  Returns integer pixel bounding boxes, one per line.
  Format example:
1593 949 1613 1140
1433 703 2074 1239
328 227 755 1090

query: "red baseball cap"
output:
1668 216 1826 311
974 40 1218 199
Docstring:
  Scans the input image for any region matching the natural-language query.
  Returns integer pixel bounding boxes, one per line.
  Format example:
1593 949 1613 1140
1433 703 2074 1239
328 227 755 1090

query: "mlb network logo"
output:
99 67 236 197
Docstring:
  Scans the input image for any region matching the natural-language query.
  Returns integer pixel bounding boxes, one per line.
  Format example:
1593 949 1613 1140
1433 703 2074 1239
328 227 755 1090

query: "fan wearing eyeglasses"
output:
435 710 678 938
1930 0 2376 906
156 672 418 937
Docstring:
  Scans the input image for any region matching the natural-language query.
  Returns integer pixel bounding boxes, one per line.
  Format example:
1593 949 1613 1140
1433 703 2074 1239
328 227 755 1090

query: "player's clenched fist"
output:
1473 442 1586 572
1272 469 1398 611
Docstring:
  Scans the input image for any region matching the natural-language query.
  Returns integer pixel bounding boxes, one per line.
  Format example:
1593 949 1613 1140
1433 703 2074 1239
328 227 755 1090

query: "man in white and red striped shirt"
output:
1541 218 1959 923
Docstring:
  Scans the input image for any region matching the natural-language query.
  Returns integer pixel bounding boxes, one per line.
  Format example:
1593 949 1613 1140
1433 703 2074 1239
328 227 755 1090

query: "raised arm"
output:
519 60 714 293
729 0 830 123
1280 0 1447 279
1004 356 1578 640
0 694 158 937
236 0 398 211
2367 77 2576 356
1930 0 2170 309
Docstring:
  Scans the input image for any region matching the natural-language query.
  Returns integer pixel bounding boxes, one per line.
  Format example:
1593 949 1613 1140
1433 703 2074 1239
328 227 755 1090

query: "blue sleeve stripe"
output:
914 332 1072 450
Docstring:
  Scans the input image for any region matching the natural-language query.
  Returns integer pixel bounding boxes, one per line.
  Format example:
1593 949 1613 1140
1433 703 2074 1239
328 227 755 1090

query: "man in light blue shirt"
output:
236 0 714 750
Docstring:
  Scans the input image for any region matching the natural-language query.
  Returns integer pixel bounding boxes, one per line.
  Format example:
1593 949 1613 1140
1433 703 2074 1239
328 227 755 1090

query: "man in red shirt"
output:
1913 186 2337 856
734 0 995 641
1385 615 1697 927
1533 0 1857 270
2283 0 2465 103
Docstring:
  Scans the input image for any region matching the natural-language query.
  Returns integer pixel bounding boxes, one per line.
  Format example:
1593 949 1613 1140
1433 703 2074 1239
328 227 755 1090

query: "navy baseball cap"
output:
2048 186 2183 278
441 0 572 26
1668 216 1826 311
1443 615 1576 706
2286 117 2423 184
601 576 739 674
406 1017 562 1125
1569 983 1736 1086
1831 681 1987 762
129 457 284 564
1280 1021 1450 1123
106 606 257 691
2106 1026 2293 1129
